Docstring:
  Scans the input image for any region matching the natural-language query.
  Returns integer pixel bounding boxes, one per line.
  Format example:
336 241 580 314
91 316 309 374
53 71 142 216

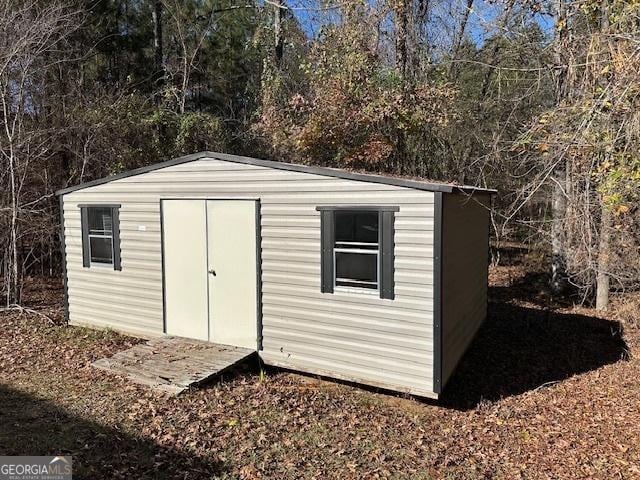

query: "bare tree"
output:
478 0 516 102
0 0 79 306
550 0 569 295
447 0 474 80
595 0 613 311
163 0 214 113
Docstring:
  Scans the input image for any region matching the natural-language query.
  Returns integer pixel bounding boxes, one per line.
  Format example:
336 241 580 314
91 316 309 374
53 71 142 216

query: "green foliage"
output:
66 93 229 181
71 0 262 127
144 108 229 159
254 17 458 172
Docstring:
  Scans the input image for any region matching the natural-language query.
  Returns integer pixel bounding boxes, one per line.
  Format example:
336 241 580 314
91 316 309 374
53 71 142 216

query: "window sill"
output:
87 262 115 270
333 286 379 297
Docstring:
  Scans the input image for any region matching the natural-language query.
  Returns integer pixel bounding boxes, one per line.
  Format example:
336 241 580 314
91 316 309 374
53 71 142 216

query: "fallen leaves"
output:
0 273 639 478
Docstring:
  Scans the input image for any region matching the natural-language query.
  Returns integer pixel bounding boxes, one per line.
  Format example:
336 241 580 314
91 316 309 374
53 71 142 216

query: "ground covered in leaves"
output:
1 267 639 479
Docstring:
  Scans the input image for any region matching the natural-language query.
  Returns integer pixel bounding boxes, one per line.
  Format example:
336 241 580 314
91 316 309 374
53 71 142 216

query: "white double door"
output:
162 199 258 349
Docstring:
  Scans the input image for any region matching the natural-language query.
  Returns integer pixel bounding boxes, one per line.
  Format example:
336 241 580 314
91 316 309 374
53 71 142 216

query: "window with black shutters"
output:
317 206 397 299
80 205 121 270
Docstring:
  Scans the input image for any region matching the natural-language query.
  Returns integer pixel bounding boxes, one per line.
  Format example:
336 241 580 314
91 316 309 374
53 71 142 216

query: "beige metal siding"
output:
441 193 491 386
62 156 436 396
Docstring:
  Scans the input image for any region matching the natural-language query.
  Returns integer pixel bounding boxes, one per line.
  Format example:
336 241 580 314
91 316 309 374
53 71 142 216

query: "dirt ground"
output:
0 266 639 479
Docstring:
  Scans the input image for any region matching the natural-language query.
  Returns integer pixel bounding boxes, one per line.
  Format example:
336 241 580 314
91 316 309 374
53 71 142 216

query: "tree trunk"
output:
8 152 20 306
274 0 284 67
448 0 474 80
553 0 569 101
392 0 410 173
152 0 164 89
595 0 611 311
413 0 430 74
595 200 611 310
395 0 409 78
180 55 188 113
550 0 569 295
550 165 568 294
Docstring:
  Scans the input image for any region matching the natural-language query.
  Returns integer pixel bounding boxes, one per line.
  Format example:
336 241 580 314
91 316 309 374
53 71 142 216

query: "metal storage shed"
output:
57 152 496 399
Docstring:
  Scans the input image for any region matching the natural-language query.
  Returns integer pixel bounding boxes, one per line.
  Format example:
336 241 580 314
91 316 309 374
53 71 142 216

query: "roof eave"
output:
453 186 498 195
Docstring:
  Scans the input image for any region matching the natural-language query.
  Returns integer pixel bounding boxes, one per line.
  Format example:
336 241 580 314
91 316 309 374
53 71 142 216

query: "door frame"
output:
159 197 262 350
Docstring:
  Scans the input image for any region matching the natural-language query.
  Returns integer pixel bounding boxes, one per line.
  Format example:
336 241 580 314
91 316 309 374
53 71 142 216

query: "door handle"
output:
208 269 216 276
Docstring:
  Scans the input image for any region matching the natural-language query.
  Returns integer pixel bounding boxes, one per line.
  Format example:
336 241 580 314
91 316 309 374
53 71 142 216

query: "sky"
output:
284 0 555 48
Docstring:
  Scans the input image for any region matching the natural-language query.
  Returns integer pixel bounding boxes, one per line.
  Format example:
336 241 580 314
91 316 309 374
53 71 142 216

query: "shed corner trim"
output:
59 195 69 323
433 191 444 395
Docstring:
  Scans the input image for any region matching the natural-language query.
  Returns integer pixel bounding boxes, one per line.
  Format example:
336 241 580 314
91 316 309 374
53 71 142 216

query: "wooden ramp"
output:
92 337 255 394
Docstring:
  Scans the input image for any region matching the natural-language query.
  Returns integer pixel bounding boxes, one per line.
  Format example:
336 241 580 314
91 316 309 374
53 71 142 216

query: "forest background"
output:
1 0 639 311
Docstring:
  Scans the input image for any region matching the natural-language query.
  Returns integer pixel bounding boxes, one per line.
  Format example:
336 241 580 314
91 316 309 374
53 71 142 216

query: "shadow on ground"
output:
0 385 225 479
441 300 629 410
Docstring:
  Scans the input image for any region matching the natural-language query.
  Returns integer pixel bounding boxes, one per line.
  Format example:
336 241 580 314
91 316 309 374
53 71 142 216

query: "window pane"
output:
88 207 113 235
90 236 113 263
335 251 377 289
335 211 378 244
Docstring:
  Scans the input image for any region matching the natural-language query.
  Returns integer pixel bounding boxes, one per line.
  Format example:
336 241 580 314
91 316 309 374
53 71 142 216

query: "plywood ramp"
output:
92 338 255 394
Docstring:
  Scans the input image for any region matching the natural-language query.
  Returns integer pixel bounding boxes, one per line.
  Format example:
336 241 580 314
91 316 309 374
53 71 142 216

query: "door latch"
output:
208 269 216 276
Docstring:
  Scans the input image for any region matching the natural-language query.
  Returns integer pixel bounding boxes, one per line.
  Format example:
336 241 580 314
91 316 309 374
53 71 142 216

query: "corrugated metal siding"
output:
62 156 436 396
441 193 491 386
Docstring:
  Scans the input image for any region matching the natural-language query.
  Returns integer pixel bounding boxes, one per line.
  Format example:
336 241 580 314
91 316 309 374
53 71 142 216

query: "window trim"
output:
316 205 400 212
79 204 121 271
317 205 397 299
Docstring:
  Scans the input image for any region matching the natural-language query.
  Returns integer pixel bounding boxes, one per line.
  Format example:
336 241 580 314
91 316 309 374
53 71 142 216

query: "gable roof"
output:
55 151 497 196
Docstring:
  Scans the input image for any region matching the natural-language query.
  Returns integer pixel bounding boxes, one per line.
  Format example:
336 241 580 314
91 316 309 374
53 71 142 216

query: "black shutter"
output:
112 207 122 271
379 210 395 299
80 207 90 268
320 209 334 293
